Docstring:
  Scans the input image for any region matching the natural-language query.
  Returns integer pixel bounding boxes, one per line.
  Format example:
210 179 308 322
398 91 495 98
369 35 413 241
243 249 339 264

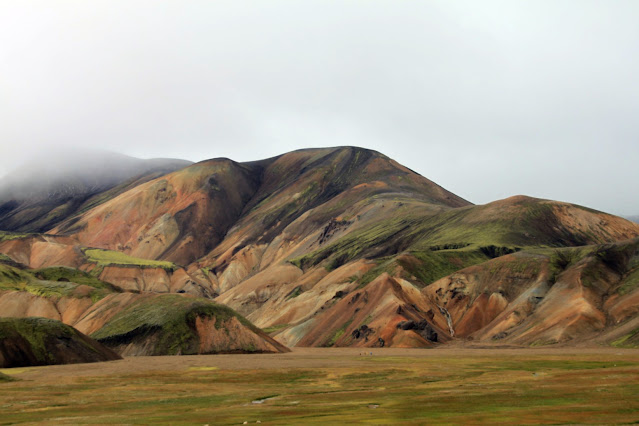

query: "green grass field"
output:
1 348 638 424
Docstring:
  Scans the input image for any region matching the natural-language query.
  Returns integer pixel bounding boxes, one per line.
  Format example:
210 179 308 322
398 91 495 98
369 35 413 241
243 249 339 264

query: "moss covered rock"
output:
0 317 121 368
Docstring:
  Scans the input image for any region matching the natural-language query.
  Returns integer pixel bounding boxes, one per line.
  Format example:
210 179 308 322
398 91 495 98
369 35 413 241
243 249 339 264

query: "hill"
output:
0 317 121 368
90 294 289 355
1 146 639 350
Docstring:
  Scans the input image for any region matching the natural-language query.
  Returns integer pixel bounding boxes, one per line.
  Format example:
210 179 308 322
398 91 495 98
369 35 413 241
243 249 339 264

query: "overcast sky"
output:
1 1 638 215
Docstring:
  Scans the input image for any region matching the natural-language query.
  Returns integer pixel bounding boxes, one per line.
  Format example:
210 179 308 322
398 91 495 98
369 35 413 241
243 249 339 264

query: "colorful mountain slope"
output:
0 258 287 356
0 147 638 350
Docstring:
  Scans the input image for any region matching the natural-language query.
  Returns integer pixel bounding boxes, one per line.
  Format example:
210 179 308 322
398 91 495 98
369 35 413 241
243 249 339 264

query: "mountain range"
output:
1 146 638 359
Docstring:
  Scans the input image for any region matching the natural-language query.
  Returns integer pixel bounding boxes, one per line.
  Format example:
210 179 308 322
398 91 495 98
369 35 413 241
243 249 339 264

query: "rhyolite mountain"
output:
1 146 639 352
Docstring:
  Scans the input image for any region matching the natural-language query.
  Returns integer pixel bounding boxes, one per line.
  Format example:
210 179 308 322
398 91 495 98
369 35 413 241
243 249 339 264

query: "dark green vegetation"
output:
91 295 259 355
575 240 639 293
612 327 639 348
0 263 32 285
0 372 16 382
1 349 638 424
0 230 31 242
0 317 120 368
33 266 118 292
398 250 490 288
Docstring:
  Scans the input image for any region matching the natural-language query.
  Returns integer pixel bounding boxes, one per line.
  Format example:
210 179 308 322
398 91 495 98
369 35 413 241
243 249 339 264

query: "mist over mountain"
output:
626 216 639 224
0 149 191 199
0 149 191 232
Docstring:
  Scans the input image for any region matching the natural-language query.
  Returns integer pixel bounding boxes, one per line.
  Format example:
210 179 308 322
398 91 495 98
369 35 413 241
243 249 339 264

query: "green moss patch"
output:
0 264 116 302
291 216 421 271
0 371 16 382
83 248 177 271
0 231 33 242
325 319 353 347
398 250 489 287
611 327 639 348
262 324 290 334
33 266 118 292
619 268 639 295
285 286 304 300
0 264 32 286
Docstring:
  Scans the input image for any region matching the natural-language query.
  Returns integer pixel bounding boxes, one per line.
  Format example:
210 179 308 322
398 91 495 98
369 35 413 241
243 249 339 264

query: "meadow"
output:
1 347 638 424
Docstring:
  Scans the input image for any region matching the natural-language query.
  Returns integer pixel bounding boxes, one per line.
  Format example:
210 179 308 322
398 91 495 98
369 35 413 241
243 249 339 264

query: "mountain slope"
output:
0 150 191 233
0 260 288 356
52 147 469 266
1 147 639 350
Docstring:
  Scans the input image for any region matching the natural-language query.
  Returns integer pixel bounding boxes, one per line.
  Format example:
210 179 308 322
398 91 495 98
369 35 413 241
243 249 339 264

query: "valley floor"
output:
1 347 639 424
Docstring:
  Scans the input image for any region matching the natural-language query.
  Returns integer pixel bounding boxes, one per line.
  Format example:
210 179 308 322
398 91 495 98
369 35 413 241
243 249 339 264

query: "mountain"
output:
1 146 639 352
0 150 191 233
52 147 468 265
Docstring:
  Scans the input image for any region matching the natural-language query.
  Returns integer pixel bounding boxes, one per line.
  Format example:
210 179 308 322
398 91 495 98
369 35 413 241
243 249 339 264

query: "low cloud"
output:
1 1 637 214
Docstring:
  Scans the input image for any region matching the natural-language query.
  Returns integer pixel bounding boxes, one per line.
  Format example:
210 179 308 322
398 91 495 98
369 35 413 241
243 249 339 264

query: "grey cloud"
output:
0 0 638 214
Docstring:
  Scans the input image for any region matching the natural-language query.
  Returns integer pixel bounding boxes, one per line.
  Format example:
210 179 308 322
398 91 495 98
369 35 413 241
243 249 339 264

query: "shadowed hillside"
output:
0 317 121 368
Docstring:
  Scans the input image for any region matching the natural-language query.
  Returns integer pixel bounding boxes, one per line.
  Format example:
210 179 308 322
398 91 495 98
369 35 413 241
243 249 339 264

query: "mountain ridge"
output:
0 146 638 352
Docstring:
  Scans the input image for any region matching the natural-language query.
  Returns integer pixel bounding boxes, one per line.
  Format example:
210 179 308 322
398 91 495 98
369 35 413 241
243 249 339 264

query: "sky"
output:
1 1 638 215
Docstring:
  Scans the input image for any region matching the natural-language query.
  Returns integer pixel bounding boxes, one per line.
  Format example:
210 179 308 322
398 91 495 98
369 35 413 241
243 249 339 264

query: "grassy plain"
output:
1 347 638 425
